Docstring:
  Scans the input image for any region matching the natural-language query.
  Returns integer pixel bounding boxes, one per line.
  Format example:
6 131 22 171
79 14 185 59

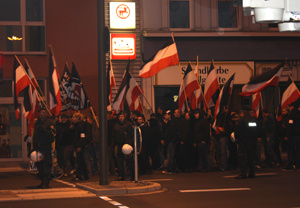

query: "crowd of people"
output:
30 101 300 187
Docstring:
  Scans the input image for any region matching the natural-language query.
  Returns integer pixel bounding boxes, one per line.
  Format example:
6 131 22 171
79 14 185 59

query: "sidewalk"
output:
0 162 161 201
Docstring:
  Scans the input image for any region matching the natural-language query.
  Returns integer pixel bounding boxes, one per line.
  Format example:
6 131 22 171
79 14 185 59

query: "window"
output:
169 1 190 28
0 0 45 53
218 0 238 28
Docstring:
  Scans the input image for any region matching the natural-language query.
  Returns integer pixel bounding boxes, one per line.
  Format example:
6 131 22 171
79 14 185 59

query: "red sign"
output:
111 33 136 60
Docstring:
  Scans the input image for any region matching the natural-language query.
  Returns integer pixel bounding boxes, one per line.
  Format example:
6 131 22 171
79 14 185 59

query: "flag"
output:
252 92 261 118
281 76 300 109
204 60 219 109
24 60 40 136
213 73 235 130
139 38 179 78
112 63 131 112
240 62 284 96
23 61 34 120
178 63 200 111
126 74 143 112
14 57 31 97
189 63 203 110
70 62 90 110
60 63 80 111
107 59 116 104
49 46 62 116
13 57 31 119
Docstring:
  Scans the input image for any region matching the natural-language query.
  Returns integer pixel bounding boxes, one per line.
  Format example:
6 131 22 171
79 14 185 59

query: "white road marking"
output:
179 188 251 193
99 196 129 208
223 173 277 178
53 179 76 187
143 179 173 182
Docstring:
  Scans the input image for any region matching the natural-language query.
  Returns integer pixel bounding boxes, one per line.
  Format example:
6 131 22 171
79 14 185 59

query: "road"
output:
0 167 299 208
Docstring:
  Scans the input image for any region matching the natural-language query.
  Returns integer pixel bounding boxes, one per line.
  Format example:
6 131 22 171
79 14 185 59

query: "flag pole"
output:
15 55 52 116
90 106 100 128
289 74 300 94
193 59 208 109
267 62 285 112
110 58 118 95
24 59 47 100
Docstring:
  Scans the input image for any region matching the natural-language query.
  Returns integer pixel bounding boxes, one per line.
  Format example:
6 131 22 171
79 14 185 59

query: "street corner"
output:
76 180 161 196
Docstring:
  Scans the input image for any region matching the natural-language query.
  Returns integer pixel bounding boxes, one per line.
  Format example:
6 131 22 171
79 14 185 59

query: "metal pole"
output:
134 126 138 182
98 0 109 185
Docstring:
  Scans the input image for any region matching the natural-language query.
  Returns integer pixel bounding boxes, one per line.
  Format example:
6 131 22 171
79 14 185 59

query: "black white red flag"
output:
112 61 131 112
178 63 200 111
13 57 31 119
126 74 143 112
240 62 284 96
49 46 62 116
107 59 116 104
204 60 219 109
252 92 261 118
281 76 300 109
213 73 235 130
139 38 179 78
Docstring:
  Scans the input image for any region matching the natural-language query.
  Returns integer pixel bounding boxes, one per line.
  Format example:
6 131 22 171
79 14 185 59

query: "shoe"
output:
283 166 293 171
235 175 247 179
162 170 172 174
116 177 125 181
56 172 64 179
248 174 255 178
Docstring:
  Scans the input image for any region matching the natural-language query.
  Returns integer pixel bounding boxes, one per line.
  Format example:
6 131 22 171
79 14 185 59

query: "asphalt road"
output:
1 167 299 208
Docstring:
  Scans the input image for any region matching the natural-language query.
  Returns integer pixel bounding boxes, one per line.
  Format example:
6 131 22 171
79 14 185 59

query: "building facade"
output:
0 0 299 161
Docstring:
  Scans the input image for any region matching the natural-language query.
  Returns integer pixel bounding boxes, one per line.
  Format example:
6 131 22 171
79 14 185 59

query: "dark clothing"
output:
235 114 259 177
33 117 55 188
193 117 211 171
286 108 300 168
112 120 134 179
74 121 92 180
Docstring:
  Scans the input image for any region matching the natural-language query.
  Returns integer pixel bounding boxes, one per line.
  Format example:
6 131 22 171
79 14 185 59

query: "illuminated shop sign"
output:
111 33 136 60
110 2 136 29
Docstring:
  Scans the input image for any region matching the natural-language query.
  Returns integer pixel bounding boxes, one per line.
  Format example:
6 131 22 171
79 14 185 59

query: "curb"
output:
76 180 161 196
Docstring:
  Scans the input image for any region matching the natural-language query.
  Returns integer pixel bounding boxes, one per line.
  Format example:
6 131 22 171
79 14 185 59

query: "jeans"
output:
166 142 177 172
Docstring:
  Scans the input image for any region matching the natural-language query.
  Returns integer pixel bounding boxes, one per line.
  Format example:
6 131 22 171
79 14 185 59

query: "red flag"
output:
178 63 200 111
204 60 219 109
49 46 62 116
240 62 284 96
252 92 261 118
139 39 179 78
281 76 300 109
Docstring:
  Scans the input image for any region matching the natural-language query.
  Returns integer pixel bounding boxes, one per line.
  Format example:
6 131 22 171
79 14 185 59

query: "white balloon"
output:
30 151 44 162
122 144 133 155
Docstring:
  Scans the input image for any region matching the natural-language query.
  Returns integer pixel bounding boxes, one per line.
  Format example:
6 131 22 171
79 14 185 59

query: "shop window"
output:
218 0 238 28
0 0 45 53
169 1 190 28
155 86 180 111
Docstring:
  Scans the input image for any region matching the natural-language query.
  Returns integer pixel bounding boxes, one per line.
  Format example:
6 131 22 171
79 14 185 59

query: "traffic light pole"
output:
98 0 109 185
